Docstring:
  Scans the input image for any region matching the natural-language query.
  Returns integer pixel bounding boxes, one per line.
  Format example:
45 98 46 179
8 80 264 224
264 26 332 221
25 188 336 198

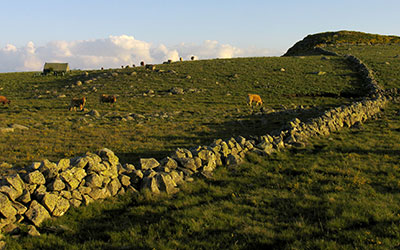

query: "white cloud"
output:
0 35 280 73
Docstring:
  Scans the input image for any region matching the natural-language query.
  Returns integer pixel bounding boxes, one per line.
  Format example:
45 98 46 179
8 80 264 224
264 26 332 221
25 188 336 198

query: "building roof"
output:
43 63 69 72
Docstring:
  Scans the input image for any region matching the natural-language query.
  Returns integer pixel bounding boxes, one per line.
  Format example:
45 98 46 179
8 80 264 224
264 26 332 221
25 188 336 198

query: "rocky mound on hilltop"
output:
284 30 400 56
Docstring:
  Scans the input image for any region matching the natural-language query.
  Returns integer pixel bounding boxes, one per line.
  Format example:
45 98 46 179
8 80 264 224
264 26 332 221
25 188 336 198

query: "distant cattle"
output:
100 94 116 105
145 64 156 71
0 96 10 105
140 61 145 66
69 97 86 111
247 94 263 107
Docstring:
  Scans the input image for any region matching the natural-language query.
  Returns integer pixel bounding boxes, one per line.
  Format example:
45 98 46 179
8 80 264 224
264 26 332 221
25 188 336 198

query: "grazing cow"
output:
100 94 116 105
69 97 86 111
0 96 10 105
247 94 263 107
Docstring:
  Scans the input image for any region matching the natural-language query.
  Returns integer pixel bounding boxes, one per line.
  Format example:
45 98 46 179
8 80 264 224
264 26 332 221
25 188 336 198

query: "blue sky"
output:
0 0 399 72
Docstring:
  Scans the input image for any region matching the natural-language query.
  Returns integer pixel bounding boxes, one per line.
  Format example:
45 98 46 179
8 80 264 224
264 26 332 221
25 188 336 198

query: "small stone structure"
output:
0 49 397 243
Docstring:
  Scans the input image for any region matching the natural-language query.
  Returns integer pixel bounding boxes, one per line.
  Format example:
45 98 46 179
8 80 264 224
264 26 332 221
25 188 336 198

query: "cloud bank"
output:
0 35 281 73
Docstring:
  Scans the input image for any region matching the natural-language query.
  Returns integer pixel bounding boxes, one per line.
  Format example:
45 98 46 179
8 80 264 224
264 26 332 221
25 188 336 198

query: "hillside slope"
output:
284 30 400 56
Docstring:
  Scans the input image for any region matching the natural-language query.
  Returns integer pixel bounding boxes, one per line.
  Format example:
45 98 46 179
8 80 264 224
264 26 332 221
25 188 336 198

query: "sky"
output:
0 0 399 72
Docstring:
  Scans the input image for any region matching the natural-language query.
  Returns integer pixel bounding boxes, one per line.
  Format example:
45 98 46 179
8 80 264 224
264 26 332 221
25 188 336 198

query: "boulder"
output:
25 200 51 227
11 201 27 215
60 167 86 190
141 176 160 194
178 158 197 172
88 188 110 200
119 174 131 187
4 174 25 198
98 148 119 166
17 189 31 204
25 170 46 185
0 185 20 201
56 159 70 172
69 199 82 208
139 158 160 170
169 171 184 185
160 157 178 169
85 173 104 188
156 174 179 194
47 177 66 191
107 178 121 196
0 193 17 219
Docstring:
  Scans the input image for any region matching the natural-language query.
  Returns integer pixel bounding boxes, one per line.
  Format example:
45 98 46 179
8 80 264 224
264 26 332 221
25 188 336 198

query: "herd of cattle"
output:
0 93 263 110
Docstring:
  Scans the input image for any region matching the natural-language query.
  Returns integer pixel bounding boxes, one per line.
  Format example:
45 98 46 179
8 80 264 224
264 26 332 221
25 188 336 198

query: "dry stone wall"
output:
0 51 395 240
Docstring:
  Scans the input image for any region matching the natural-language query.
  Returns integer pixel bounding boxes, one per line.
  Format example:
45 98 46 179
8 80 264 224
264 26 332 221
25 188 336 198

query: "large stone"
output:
98 148 119 166
171 148 192 159
4 174 25 197
0 185 20 201
41 193 59 213
156 174 179 194
56 159 70 172
160 157 178 169
25 200 51 227
141 177 160 194
179 158 197 172
0 193 17 219
52 197 70 217
25 171 46 185
38 159 58 179
88 188 110 200
69 199 82 208
107 178 121 196
139 158 160 170
60 168 86 190
17 189 31 204
85 173 104 188
47 177 66 191
169 171 184 185
41 193 70 217
71 190 82 200
119 174 131 187
11 201 27 215
100 164 118 179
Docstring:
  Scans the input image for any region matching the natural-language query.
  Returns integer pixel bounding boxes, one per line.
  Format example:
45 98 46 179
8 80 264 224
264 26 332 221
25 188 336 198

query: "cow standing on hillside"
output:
0 96 10 105
247 94 263 107
100 94 117 106
69 97 86 111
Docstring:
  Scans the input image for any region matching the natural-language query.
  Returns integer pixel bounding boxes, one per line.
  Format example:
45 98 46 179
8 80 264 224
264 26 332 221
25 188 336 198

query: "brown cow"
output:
247 94 263 107
69 97 86 111
0 96 10 105
100 94 116 105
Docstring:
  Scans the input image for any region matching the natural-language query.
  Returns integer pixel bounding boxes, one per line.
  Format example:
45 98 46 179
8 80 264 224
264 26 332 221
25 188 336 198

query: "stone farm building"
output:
43 62 70 75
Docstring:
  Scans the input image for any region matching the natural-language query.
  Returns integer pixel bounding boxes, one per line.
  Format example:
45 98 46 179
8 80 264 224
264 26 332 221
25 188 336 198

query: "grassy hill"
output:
0 56 362 170
3 31 400 249
284 30 400 56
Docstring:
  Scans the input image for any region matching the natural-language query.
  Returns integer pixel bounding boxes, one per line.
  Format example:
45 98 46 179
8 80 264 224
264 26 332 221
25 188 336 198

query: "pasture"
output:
0 55 361 169
1 33 400 249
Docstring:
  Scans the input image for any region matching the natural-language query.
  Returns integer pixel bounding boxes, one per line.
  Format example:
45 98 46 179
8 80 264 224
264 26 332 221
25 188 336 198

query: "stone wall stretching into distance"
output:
0 50 395 238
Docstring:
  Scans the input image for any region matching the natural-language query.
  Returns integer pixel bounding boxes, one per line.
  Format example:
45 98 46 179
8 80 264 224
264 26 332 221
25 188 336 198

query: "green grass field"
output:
0 55 362 169
2 31 400 249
